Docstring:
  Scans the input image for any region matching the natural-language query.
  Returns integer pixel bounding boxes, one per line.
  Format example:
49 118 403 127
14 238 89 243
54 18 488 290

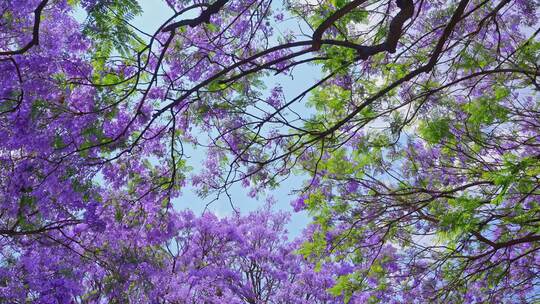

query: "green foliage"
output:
383 63 410 81
321 45 356 72
438 196 482 239
308 85 351 113
463 96 509 127
457 44 494 71
513 40 540 72
208 79 229 92
82 0 145 59
418 117 453 144
328 273 359 303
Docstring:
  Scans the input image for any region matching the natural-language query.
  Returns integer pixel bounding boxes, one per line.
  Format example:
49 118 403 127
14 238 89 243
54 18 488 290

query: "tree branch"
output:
162 0 229 32
312 0 369 50
0 0 49 56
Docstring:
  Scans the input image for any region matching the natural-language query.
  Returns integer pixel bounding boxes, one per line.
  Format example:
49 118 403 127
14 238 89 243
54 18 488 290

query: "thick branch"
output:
384 0 415 53
312 0 369 50
162 0 229 32
311 0 469 139
0 0 49 56
312 0 414 55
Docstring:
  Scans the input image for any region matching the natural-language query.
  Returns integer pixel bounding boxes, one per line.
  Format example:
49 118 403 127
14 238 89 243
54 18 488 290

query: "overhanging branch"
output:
162 0 229 32
0 0 49 56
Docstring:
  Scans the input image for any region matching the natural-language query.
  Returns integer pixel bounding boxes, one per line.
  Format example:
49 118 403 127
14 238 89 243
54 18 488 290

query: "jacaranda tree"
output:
0 0 539 303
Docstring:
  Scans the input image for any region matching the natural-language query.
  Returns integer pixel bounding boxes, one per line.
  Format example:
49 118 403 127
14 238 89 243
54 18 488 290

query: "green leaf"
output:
206 23 219 32
418 117 452 144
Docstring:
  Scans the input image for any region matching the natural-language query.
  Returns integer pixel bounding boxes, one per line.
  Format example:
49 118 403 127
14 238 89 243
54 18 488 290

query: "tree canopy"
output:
0 0 539 303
